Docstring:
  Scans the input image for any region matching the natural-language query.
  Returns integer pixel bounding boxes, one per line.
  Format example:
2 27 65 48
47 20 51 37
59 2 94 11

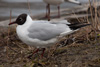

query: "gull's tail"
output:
67 23 91 30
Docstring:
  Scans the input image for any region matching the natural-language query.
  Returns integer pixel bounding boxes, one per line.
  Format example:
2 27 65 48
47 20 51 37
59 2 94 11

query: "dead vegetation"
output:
0 22 100 67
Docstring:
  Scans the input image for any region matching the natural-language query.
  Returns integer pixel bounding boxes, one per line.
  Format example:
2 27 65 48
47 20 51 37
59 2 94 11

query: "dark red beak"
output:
9 21 16 25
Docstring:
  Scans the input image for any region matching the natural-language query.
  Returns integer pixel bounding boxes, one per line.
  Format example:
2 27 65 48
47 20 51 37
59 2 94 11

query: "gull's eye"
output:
19 18 23 21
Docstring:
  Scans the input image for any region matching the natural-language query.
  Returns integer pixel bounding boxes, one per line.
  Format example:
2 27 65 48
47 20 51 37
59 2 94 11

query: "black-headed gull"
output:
9 13 90 57
43 0 81 21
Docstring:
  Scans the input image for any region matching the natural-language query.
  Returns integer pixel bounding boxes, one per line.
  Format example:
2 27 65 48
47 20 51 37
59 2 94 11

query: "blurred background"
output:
1 0 100 67
0 0 99 21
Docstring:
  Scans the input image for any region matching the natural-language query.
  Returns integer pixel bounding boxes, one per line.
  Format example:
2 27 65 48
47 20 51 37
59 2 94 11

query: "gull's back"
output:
43 0 64 5
27 22 70 41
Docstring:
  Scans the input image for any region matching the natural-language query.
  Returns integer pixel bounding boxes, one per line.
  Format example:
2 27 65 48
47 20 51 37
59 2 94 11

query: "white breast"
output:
43 0 64 5
16 24 30 45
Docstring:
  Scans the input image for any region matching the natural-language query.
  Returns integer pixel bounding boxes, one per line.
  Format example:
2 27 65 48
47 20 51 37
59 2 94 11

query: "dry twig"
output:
27 0 32 17
6 10 12 58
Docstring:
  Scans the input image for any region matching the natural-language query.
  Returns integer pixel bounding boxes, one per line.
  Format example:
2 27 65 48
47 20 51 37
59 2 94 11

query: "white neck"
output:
26 15 33 22
22 15 33 26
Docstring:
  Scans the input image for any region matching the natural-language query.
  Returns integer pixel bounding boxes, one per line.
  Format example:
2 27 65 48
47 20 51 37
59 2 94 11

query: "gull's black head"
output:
9 13 27 25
